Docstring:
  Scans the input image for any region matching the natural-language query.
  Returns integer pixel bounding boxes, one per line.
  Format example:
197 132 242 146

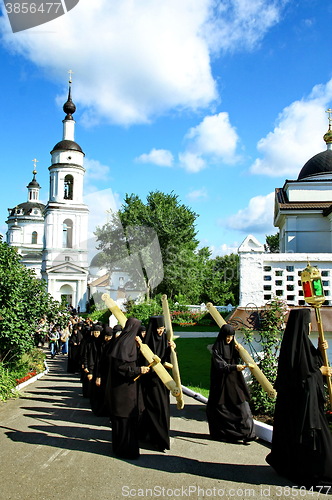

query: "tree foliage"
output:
265 233 279 253
95 190 240 305
0 241 67 362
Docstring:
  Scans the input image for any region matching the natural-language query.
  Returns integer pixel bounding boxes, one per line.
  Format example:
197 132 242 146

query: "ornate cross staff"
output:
301 263 332 408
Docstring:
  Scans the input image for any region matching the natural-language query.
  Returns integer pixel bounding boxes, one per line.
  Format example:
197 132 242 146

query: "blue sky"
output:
1 0 332 256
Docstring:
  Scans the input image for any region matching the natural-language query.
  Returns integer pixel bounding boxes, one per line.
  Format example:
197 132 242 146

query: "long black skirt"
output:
112 415 139 459
206 400 256 442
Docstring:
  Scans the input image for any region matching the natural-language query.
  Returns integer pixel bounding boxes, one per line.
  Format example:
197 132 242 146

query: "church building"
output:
6 80 89 310
238 111 332 309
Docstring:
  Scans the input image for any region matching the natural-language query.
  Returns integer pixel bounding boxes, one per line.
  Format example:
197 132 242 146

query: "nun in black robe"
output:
139 315 171 452
91 326 114 417
107 317 148 459
266 308 332 490
67 324 83 373
206 324 256 443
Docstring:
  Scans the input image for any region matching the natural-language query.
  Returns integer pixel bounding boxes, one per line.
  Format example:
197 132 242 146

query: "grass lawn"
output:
175 337 214 399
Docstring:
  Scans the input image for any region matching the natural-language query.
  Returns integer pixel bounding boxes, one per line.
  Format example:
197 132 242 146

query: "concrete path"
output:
0 354 325 500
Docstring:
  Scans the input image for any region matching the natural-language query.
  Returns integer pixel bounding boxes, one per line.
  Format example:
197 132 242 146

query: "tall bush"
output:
240 298 288 416
0 240 67 362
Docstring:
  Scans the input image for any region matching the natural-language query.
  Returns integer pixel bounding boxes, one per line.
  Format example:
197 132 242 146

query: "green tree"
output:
95 191 200 301
265 233 279 253
0 241 66 362
200 253 239 305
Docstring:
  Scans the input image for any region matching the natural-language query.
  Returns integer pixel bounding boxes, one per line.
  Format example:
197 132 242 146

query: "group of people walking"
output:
50 308 332 492
65 314 172 460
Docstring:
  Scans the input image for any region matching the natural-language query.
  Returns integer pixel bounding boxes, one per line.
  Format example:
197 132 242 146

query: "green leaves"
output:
0 241 67 362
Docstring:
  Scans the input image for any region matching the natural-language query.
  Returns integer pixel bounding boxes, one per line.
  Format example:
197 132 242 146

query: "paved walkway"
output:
0 354 325 500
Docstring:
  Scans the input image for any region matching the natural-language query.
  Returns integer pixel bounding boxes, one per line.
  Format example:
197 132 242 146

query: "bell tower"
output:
42 74 89 310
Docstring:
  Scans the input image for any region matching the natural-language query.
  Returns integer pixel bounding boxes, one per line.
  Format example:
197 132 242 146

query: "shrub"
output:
0 363 17 401
240 297 288 416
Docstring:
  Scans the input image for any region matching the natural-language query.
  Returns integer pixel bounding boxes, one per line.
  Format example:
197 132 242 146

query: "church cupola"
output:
27 160 41 202
48 73 85 205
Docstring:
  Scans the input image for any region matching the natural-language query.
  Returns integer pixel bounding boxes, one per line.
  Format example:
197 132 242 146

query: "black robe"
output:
206 324 255 442
266 308 332 490
140 315 171 451
106 317 142 459
67 329 83 373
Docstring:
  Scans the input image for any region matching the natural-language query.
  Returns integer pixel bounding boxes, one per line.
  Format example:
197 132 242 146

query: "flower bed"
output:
171 310 205 326
15 370 37 385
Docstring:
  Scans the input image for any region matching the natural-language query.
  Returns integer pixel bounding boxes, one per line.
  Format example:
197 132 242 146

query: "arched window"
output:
64 174 74 200
31 231 38 244
63 219 73 248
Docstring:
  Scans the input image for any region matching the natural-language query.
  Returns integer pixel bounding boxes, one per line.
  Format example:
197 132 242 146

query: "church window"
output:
287 275 294 281
276 290 283 296
64 175 74 200
31 231 37 244
63 219 73 248
275 270 283 276
275 280 283 286
322 271 329 277
286 266 294 272
287 295 295 301
264 276 272 281
264 266 271 272
264 285 272 291
264 294 272 300
65 256 70 261
322 280 329 287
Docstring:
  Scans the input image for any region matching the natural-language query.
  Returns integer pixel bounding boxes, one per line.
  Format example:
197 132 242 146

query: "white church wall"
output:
239 250 332 308
286 182 332 202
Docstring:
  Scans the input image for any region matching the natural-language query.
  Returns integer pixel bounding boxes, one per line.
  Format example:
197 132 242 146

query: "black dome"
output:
298 150 332 180
27 179 40 188
9 202 45 217
51 139 83 154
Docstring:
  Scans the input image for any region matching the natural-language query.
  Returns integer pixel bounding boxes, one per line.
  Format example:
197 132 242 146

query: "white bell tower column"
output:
42 75 89 310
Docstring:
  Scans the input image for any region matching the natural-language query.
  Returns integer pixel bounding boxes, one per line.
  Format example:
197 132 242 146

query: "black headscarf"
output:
110 317 141 362
212 324 237 363
275 308 318 392
145 315 167 358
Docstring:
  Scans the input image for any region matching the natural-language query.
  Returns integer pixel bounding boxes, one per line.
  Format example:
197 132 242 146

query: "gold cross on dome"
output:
32 158 38 172
68 69 73 83
326 108 332 126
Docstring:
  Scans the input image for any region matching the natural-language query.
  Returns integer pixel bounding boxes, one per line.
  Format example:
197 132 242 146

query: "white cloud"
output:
209 242 240 257
186 188 208 201
179 152 206 173
0 0 287 125
225 192 275 233
135 149 174 167
205 0 283 53
185 112 239 160
250 79 332 177
84 157 111 181
179 112 239 172
84 187 120 239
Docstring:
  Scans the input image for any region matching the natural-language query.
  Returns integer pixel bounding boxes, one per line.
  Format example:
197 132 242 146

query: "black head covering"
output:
212 323 236 361
92 324 103 332
110 317 141 362
275 308 316 392
137 324 146 340
145 315 167 358
104 326 113 337
113 325 122 335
